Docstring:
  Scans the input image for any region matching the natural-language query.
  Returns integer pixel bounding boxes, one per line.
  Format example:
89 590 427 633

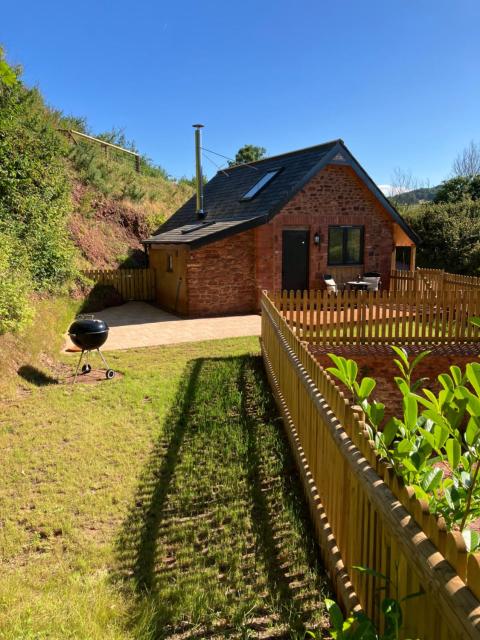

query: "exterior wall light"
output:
314 232 321 246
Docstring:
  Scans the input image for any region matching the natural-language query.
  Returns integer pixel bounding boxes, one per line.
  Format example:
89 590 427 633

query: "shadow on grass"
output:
116 358 203 592
17 365 58 386
115 355 330 638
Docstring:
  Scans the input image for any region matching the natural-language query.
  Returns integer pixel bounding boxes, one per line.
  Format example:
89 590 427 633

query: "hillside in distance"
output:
392 185 438 205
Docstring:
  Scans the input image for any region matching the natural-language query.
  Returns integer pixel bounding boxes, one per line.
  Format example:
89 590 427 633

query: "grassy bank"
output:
0 338 330 639
0 296 80 402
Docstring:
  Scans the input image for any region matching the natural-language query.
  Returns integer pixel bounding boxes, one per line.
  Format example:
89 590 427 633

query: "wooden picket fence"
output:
271 288 480 344
261 291 480 639
83 268 156 301
391 268 480 295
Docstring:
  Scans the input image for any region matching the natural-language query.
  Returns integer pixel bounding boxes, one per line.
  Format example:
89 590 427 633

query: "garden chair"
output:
363 272 381 292
323 274 339 294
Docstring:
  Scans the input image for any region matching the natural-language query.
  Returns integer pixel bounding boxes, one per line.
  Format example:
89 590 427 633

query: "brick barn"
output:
143 139 418 316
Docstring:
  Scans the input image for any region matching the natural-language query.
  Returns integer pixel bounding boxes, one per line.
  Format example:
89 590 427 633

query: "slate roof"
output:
144 139 418 247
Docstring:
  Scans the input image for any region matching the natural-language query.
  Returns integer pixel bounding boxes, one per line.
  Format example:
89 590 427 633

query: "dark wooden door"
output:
282 230 309 292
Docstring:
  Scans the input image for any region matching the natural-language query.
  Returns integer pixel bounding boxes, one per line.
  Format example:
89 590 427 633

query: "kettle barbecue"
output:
68 316 115 382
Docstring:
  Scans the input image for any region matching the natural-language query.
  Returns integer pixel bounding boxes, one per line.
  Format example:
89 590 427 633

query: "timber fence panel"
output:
82 268 156 302
391 269 480 296
261 291 480 639
275 288 480 345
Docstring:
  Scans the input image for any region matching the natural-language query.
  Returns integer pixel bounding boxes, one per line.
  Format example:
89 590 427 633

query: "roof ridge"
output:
221 139 343 173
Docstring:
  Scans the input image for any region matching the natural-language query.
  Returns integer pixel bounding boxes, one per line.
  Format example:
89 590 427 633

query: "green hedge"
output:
0 49 76 332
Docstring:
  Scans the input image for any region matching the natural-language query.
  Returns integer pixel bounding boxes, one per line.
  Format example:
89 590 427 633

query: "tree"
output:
435 175 480 203
389 167 423 198
452 140 480 177
405 200 480 274
229 144 266 166
387 168 433 209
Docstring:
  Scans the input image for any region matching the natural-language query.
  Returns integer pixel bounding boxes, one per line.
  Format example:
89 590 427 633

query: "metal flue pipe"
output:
192 124 206 218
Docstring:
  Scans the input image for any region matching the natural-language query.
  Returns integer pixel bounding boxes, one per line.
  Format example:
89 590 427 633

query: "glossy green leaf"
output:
325 598 344 635
450 365 463 386
393 358 407 378
391 345 409 368
394 376 410 397
421 467 443 493
410 349 431 372
403 394 418 432
433 423 450 451
347 359 358 385
466 362 480 397
369 402 385 428
466 418 480 447
438 373 454 392
411 376 430 393
418 428 435 448
445 438 461 471
462 529 480 552
382 418 399 447
357 377 376 400
412 484 430 502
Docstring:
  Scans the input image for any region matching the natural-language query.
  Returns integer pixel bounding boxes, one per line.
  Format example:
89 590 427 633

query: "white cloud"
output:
378 184 410 197
379 184 394 196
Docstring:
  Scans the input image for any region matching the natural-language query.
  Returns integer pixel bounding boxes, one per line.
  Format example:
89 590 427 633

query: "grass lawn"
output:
0 336 330 639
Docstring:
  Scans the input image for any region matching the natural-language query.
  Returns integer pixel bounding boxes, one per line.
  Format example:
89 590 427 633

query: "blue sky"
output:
2 0 479 187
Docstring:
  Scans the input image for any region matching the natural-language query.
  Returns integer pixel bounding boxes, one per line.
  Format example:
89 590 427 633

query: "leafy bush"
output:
0 232 33 333
327 344 480 548
405 200 480 274
434 175 480 203
0 48 77 332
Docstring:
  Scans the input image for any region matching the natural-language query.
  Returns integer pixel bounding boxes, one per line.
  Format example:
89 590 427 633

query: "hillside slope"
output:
0 47 193 334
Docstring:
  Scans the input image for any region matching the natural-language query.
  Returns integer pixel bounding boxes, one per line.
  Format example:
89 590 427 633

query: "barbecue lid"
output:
69 318 109 335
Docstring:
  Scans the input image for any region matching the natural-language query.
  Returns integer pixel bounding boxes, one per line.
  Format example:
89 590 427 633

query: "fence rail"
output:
83 268 156 301
391 268 480 295
261 291 480 639
271 289 480 344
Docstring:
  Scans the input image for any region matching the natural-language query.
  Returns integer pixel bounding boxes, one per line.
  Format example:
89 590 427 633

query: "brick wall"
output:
186 229 256 315
172 163 400 315
255 163 395 301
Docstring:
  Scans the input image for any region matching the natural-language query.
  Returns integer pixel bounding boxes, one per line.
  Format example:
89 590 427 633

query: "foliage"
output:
328 346 480 548
404 200 480 274
0 47 194 332
229 143 267 166
0 46 18 89
318 567 420 640
434 175 480 204
391 186 437 206
452 140 480 178
0 232 33 333
0 48 76 331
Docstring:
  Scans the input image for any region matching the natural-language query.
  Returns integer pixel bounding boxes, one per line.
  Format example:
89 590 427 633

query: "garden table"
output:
346 280 369 292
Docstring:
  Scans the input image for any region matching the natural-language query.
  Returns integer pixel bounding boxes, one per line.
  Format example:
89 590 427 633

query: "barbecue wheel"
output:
106 369 115 380
82 364 91 374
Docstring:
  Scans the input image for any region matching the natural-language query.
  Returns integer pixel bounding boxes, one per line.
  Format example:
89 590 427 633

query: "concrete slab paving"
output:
64 302 261 351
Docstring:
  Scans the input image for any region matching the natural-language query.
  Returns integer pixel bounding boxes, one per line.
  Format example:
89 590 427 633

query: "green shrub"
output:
0 232 33 334
0 54 76 291
405 200 480 274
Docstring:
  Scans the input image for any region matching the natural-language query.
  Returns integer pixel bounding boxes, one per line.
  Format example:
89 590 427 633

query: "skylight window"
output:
240 169 281 201
181 221 215 234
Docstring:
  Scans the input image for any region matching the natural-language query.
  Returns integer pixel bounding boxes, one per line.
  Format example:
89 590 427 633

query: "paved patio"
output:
64 302 261 351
